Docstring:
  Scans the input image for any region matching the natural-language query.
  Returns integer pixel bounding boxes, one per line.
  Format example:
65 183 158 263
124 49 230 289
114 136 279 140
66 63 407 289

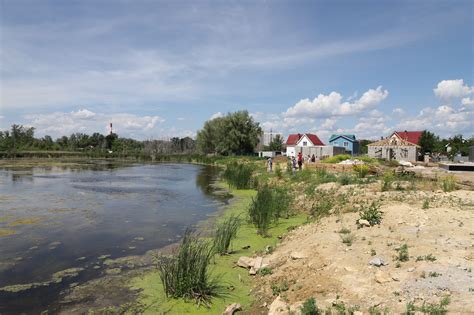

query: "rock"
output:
268 296 289 315
375 270 392 283
237 256 254 269
353 312 363 315
223 303 242 315
408 267 416 272
358 219 371 227
369 257 386 267
249 267 257 275
291 251 308 259
253 257 263 271
98 255 111 260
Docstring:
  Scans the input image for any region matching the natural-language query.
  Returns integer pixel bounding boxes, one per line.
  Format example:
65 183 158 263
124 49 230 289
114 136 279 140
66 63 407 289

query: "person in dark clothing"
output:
311 154 316 163
297 152 303 170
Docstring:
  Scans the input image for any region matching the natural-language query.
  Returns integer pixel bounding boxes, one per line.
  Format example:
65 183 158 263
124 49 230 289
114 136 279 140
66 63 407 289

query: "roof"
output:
367 136 419 147
286 133 302 145
394 131 423 145
329 134 356 142
286 133 325 146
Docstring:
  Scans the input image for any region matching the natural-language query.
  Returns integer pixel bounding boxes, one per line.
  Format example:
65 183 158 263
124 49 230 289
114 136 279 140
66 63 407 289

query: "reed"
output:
223 161 254 189
156 229 224 307
213 215 241 255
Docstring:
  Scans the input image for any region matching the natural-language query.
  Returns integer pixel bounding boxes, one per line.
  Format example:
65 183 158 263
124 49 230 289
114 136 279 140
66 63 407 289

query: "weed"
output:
271 279 289 296
419 296 450 314
416 254 437 262
371 249 377 256
320 154 352 164
259 267 273 276
156 229 224 307
275 164 283 178
213 215 240 255
340 233 355 246
396 244 409 262
338 174 352 186
429 271 442 277
422 199 430 209
301 297 320 315
353 164 370 178
395 262 401 268
338 227 351 234
358 202 383 226
381 170 395 191
441 175 456 192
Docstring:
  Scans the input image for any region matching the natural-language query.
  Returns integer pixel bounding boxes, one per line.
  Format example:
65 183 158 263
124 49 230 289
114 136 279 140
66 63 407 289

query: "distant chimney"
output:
109 123 113 135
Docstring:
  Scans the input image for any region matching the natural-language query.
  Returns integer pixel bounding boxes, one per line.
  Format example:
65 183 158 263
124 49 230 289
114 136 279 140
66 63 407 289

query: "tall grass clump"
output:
213 215 241 255
156 229 224 307
223 161 254 189
248 186 274 235
441 175 456 192
301 297 320 315
248 185 292 235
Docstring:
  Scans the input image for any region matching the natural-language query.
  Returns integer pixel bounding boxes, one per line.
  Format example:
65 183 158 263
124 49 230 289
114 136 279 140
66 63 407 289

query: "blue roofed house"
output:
329 134 359 156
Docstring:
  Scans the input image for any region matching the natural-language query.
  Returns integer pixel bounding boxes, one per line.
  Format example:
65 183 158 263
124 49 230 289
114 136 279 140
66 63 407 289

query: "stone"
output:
354 312 363 315
249 267 257 275
369 257 386 267
223 303 242 315
268 296 289 315
375 270 392 283
253 257 263 271
407 267 416 272
237 256 254 269
358 219 371 227
291 251 308 259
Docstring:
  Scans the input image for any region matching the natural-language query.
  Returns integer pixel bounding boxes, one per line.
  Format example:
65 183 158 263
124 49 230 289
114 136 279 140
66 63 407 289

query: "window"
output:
344 141 349 147
303 141 307 146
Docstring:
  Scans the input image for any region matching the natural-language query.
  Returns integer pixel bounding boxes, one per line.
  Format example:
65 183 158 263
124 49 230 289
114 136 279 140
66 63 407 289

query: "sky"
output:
0 0 473 141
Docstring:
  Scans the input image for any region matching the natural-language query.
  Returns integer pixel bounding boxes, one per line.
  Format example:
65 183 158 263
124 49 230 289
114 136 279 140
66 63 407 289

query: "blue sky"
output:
0 0 473 141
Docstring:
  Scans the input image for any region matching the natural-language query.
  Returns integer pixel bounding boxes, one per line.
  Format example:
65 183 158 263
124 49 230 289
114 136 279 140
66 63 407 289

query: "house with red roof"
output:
368 130 423 162
285 133 345 159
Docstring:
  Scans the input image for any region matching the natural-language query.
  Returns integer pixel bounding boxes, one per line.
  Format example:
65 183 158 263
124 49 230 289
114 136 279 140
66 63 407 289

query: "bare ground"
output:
250 184 474 314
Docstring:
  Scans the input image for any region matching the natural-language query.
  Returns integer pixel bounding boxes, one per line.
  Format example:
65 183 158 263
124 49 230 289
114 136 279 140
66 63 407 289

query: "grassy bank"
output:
129 187 306 314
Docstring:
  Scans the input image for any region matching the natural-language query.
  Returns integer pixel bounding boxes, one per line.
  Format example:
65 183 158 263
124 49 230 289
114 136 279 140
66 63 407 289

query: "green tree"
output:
196 111 262 155
268 134 284 151
418 130 439 155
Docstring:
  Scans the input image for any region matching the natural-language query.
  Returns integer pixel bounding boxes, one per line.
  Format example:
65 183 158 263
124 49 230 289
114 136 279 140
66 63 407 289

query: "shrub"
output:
358 202 383 226
301 297 320 315
340 233 355 246
353 164 370 178
258 267 273 276
271 279 289 295
441 175 456 192
223 161 254 189
273 186 292 219
156 229 224 306
213 215 240 255
338 174 352 185
292 168 313 182
396 244 409 262
422 199 430 209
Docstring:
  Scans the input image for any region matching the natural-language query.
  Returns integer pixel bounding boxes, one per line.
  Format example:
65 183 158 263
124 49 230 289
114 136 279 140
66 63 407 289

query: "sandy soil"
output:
251 186 474 314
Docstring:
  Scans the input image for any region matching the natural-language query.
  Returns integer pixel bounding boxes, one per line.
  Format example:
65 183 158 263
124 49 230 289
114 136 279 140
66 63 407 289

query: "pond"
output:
0 161 229 314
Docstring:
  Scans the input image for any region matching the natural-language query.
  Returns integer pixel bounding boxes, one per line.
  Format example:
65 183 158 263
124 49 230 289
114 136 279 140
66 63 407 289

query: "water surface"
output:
0 161 227 314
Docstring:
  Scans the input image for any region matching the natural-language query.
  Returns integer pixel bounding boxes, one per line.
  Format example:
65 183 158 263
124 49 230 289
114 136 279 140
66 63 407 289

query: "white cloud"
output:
210 112 224 120
433 79 473 100
461 97 474 107
23 109 165 139
284 86 388 118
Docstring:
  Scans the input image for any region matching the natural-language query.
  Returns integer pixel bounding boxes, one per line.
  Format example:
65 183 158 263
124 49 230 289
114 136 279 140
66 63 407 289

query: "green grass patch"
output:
130 187 307 314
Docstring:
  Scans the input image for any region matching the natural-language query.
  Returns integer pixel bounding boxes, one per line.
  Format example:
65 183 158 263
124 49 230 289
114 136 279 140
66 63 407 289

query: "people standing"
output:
311 154 316 163
291 156 297 174
297 152 303 170
267 157 273 172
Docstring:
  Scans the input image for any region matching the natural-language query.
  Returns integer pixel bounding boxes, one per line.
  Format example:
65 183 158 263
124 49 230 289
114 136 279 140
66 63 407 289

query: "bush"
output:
301 297 320 315
441 175 456 192
275 163 283 178
213 215 240 255
358 202 383 226
338 174 352 185
273 186 292 219
396 243 409 262
353 164 369 178
422 199 429 209
156 229 224 306
223 161 254 189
